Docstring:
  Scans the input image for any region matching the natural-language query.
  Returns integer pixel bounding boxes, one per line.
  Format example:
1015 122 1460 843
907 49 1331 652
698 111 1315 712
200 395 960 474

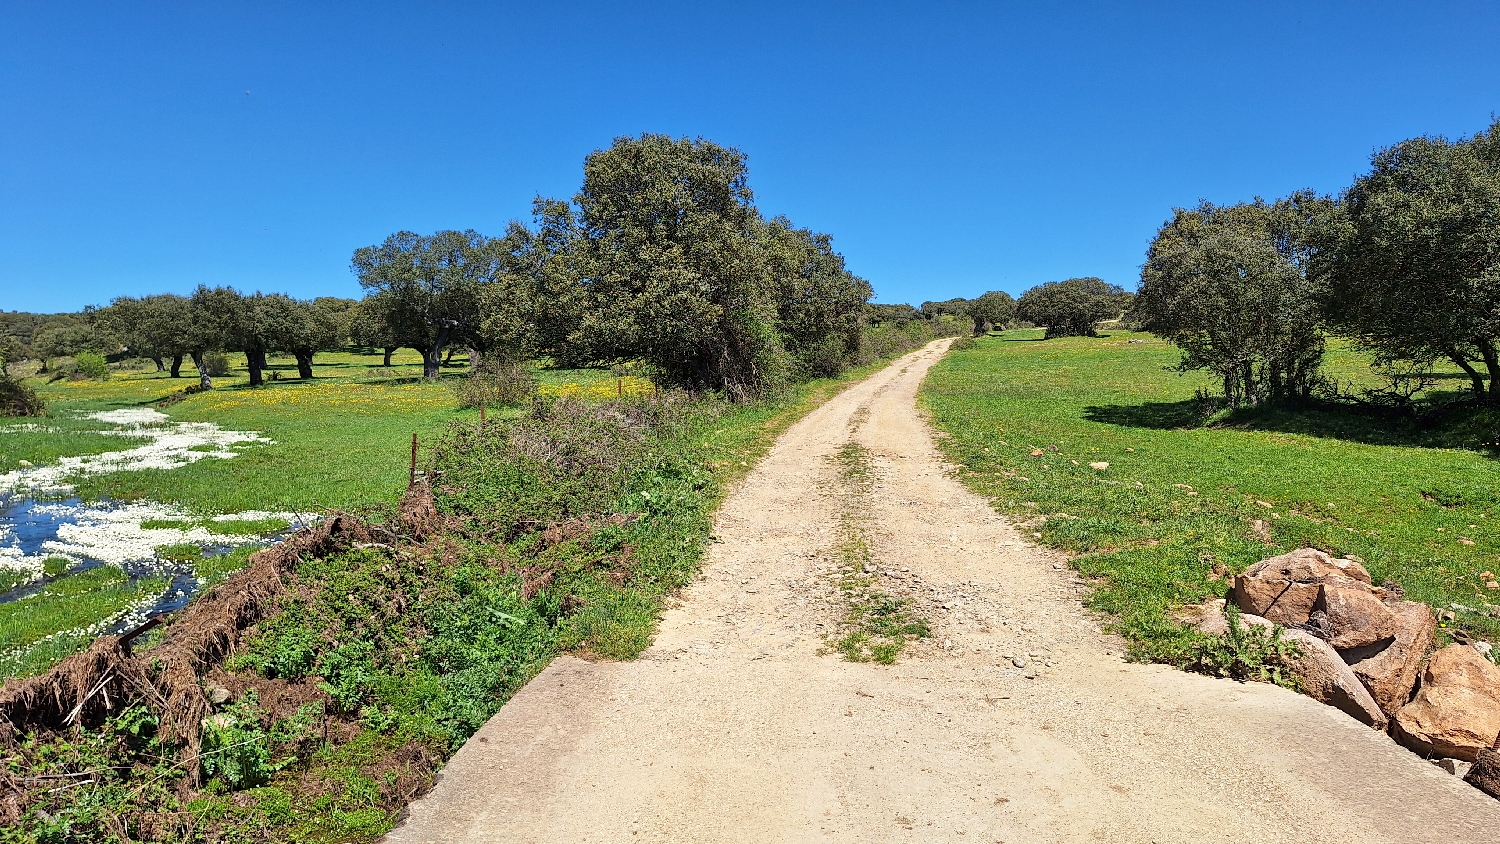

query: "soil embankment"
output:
387 340 1500 843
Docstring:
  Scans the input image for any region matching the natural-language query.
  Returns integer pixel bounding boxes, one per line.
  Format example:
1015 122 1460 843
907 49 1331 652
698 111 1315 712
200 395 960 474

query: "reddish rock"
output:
1276 625 1388 730
1317 583 1399 649
1344 600 1437 718
1200 608 1386 729
1393 644 1500 761
1230 575 1319 625
1244 548 1373 585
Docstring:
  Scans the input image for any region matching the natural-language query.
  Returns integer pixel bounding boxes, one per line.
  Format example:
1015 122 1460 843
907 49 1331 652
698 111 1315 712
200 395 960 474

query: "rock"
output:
1244 548 1373 585
1393 644 1500 762
1344 600 1436 718
206 684 233 706
1198 607 1387 729
1275 625 1388 730
1317 584 1399 649
1089 462 1109 470
1189 599 1230 635
1012 656 1028 668
1464 745 1500 798
1230 575 1320 625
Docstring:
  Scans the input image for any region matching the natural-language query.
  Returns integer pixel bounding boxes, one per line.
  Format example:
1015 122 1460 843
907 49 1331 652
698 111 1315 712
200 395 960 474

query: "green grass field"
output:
0 349 643 680
922 330 1500 664
16 349 630 513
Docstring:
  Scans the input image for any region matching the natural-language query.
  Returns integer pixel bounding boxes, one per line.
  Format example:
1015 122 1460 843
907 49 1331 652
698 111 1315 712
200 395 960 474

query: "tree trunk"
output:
1479 339 1500 404
466 345 482 372
294 350 314 379
191 352 212 390
382 347 395 367
1448 349 1487 396
424 329 450 379
152 357 165 372
246 350 265 387
170 354 183 378
38 358 49 374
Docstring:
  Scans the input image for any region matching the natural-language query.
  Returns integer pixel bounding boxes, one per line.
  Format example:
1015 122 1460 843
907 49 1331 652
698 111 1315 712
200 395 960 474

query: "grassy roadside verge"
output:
1 343 935 843
920 330 1500 666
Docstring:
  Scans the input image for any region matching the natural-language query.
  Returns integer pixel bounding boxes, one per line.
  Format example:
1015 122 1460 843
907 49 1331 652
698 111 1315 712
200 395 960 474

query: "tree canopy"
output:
1135 197 1329 406
351 230 499 378
965 291 1017 336
558 134 791 398
1314 119 1500 402
1015 278 1127 339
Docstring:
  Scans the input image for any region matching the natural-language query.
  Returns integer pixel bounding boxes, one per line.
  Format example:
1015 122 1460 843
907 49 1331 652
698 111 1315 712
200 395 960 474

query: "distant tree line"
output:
2 135 984 399
1135 118 1500 407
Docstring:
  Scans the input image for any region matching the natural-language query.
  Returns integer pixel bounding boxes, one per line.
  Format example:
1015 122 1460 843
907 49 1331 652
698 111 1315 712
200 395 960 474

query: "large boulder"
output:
1243 548 1373 585
1230 576 1320 625
1276 625 1388 730
1231 548 1379 627
1193 604 1386 729
1344 600 1436 718
1317 583 1399 649
1393 644 1500 761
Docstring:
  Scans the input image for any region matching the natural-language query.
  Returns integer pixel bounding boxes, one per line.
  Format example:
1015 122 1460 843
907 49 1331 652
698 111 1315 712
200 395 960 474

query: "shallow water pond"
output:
0 409 305 678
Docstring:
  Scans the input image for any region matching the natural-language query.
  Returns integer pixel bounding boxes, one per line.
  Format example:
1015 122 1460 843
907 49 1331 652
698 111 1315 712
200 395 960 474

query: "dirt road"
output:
386 340 1500 843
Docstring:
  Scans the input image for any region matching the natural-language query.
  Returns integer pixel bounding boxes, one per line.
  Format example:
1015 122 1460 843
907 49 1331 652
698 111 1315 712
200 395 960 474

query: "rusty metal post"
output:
617 377 623 397
479 405 486 428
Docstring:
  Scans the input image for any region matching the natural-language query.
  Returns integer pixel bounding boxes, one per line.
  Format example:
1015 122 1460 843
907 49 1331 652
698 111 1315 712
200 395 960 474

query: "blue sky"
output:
2 1 1498 313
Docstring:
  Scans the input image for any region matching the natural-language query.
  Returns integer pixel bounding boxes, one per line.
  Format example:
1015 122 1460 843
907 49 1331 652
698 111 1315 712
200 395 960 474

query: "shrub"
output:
71 351 109 380
203 352 231 377
432 392 710 538
452 359 538 409
0 369 44 417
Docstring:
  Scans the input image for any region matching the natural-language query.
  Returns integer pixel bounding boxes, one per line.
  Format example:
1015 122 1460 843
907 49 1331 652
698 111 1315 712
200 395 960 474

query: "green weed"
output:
1182 604 1303 689
824 443 930 663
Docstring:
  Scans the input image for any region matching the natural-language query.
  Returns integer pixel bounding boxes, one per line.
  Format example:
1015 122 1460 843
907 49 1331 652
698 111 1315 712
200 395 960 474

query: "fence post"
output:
409 433 418 487
479 405 486 429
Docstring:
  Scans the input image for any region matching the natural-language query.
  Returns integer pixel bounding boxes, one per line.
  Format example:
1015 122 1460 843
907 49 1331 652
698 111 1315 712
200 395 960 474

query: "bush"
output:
433 392 710 538
0 369 44 417
452 359 538 409
71 351 109 380
203 352 231 377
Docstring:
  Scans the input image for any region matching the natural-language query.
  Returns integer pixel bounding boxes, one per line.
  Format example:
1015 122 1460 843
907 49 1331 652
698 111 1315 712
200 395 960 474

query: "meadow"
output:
922 330 1500 664
0 349 642 680
11 349 638 513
